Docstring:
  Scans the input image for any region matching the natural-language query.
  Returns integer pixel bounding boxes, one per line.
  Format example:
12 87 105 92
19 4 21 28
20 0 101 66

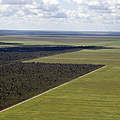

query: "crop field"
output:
0 33 120 120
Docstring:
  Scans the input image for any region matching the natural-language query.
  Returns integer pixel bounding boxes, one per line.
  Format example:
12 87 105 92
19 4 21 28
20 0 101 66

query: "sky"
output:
0 0 120 31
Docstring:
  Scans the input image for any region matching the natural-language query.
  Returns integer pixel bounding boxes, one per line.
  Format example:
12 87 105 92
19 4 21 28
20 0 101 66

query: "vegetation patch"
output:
0 62 103 111
0 45 83 65
0 45 113 65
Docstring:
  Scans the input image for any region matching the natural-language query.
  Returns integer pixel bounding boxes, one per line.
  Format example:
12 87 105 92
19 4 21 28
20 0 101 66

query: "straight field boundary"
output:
0 65 106 113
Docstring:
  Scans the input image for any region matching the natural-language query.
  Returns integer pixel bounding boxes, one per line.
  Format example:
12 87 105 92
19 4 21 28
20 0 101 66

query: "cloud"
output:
0 0 65 19
0 0 120 31
1 0 32 5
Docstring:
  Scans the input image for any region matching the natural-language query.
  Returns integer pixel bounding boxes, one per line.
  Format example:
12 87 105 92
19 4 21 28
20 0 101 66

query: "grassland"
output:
25 49 120 65
0 34 120 120
1 35 120 47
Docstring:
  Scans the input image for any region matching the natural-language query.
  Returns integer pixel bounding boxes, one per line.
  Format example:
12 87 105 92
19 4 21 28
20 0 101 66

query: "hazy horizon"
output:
0 29 120 32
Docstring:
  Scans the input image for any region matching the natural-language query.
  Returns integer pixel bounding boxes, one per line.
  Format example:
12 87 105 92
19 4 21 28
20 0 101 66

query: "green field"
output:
1 35 120 47
1 35 120 119
25 49 120 65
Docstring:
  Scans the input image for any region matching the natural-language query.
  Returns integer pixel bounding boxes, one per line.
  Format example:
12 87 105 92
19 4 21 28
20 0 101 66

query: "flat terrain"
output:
25 49 120 65
0 32 120 120
1 35 120 47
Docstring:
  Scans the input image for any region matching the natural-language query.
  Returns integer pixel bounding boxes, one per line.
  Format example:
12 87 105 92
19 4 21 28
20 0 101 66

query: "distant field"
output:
26 49 120 65
0 35 120 47
1 33 120 120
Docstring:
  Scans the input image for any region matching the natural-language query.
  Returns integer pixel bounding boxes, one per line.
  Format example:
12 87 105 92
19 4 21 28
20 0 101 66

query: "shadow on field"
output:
0 42 23 46
0 45 115 52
